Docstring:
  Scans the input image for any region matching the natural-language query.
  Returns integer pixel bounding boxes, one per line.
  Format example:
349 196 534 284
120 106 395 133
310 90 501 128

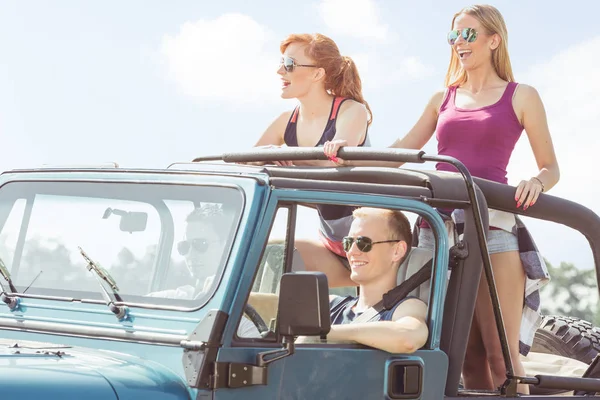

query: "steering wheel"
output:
244 303 269 333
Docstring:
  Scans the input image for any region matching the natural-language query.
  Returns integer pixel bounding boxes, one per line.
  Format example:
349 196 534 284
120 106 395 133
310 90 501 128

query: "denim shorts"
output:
418 227 519 254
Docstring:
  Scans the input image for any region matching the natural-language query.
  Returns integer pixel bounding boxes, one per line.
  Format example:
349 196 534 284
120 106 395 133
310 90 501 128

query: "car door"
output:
212 190 449 400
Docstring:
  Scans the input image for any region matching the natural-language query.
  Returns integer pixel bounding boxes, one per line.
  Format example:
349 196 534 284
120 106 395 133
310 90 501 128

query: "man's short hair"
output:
352 207 413 263
186 203 232 239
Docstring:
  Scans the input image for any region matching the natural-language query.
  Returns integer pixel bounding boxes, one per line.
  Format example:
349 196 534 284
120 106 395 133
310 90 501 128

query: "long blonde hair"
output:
444 4 515 87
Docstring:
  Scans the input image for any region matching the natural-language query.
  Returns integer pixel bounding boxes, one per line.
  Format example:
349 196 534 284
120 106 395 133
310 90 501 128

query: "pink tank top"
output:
435 82 523 184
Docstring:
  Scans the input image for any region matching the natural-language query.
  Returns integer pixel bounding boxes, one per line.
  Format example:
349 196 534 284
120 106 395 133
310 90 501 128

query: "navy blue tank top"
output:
330 295 416 324
283 96 371 258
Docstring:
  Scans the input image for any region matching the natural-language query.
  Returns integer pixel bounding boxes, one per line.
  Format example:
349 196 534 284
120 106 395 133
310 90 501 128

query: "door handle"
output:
387 360 423 399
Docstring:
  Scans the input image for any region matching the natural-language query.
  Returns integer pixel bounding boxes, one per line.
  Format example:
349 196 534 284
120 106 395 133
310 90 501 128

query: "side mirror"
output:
277 272 331 337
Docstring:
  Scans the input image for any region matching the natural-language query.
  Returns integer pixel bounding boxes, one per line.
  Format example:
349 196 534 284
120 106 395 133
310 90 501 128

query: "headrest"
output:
396 247 434 305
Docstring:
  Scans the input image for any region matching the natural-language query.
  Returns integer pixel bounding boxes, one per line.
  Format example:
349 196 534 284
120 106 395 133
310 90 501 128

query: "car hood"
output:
0 338 191 400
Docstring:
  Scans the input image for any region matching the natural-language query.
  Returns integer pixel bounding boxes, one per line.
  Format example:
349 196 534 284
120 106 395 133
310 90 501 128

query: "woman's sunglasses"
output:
342 236 400 253
447 27 478 45
280 55 317 73
177 238 210 256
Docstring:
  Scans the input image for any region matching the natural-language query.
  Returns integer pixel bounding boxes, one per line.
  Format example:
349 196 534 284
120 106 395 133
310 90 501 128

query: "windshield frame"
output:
0 177 247 312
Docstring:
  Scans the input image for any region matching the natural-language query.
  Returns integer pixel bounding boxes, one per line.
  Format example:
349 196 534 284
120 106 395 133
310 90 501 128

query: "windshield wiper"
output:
0 256 20 310
78 246 129 321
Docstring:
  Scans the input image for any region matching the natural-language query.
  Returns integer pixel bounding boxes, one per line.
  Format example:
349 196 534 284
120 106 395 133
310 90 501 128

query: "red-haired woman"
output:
254 33 371 287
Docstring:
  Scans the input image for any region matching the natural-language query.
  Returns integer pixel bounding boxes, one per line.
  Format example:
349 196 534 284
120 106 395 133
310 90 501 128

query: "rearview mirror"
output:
277 272 331 337
102 207 148 233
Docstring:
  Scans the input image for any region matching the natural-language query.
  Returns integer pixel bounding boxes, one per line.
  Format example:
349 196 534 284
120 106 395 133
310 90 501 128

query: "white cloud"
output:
393 56 437 83
318 0 390 41
507 36 600 269
508 36 600 201
160 13 283 104
351 53 436 89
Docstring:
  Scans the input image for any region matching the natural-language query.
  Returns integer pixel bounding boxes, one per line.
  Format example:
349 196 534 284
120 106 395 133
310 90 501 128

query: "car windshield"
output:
0 180 243 308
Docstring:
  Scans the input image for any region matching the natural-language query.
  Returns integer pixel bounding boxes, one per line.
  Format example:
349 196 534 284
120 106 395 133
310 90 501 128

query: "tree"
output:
3 236 191 298
539 258 600 325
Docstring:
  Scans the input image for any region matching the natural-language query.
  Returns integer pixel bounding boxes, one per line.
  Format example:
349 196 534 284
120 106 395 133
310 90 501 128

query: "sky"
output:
1 0 600 271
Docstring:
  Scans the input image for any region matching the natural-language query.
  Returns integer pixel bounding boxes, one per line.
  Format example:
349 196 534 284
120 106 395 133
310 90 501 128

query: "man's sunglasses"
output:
447 27 478 45
342 236 400 253
177 238 210 256
280 55 317 73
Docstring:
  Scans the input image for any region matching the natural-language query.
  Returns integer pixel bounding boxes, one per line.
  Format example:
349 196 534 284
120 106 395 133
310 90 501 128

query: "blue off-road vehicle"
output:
1 148 599 399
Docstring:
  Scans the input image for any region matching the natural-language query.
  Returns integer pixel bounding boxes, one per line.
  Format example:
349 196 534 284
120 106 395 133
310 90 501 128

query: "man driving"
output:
148 204 261 338
324 207 429 353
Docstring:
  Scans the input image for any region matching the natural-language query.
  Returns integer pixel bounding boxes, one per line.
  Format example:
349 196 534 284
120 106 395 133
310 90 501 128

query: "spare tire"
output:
532 315 600 364
528 315 600 396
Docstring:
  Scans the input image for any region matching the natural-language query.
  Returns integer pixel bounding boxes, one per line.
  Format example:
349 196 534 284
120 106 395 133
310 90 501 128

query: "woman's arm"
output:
242 111 292 166
293 100 369 167
255 111 292 147
513 84 560 210
323 90 445 167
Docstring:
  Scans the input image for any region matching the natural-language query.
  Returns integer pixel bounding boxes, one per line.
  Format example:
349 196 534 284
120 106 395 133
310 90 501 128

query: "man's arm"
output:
146 285 195 299
326 298 429 353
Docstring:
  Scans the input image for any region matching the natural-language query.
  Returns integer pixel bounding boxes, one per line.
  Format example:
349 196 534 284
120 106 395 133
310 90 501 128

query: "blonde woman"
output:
324 4 559 393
